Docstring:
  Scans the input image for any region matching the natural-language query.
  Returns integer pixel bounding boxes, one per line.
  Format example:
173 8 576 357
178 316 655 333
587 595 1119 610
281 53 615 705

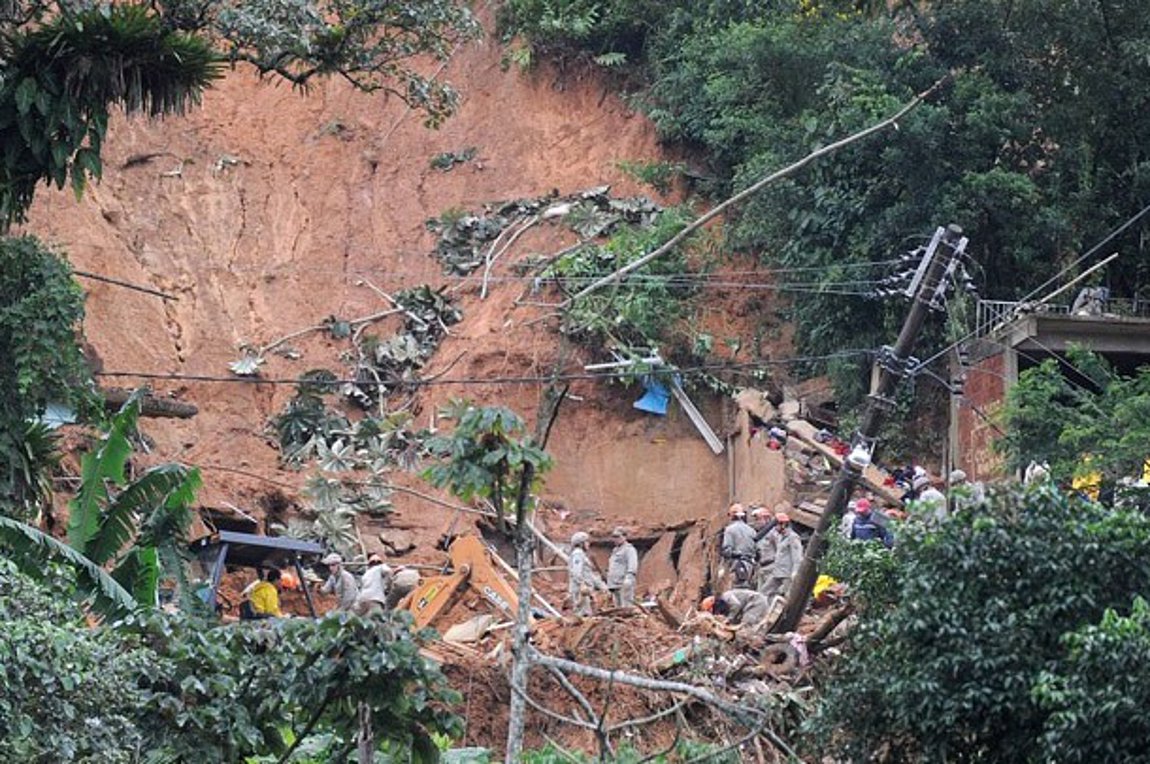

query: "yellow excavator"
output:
400 535 525 630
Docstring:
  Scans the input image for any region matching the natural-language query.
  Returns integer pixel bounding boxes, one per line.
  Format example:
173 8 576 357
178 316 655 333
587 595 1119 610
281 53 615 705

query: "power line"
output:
93 350 874 388
193 258 905 279
916 199 1150 371
73 270 176 301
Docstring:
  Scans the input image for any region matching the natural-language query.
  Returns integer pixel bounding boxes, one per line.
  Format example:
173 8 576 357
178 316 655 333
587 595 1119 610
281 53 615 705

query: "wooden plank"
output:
790 502 823 529
784 419 903 505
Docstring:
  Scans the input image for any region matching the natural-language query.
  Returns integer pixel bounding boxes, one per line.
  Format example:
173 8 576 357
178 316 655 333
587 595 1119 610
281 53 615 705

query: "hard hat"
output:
571 531 589 547
913 475 931 491
949 469 968 484
855 498 872 515
775 512 791 524
611 526 627 538
322 553 343 565
727 503 746 518
700 595 715 613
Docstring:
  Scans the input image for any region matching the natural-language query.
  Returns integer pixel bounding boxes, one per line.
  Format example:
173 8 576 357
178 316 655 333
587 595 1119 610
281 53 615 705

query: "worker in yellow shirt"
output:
1071 455 1102 502
244 568 283 619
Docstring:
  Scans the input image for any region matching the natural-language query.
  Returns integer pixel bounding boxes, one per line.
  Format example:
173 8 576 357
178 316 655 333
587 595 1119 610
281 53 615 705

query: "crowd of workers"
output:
562 463 981 631
239 553 421 619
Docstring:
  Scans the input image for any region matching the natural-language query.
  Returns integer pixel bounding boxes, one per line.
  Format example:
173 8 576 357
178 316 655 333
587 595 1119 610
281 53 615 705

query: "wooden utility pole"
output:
772 225 968 634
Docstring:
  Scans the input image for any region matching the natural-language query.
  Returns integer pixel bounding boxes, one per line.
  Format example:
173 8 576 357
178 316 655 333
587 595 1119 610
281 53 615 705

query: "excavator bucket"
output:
403 535 523 631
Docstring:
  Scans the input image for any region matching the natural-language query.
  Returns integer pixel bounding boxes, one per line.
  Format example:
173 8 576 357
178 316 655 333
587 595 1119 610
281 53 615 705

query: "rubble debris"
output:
635 531 677 598
427 187 663 276
785 418 904 505
378 528 417 556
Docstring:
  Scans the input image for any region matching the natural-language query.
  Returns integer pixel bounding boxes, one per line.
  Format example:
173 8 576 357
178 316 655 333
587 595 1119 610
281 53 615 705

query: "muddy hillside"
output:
23 30 758 575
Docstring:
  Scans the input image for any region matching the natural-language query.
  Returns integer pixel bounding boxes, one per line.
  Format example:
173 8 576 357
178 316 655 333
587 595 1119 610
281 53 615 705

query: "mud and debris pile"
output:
426 598 846 756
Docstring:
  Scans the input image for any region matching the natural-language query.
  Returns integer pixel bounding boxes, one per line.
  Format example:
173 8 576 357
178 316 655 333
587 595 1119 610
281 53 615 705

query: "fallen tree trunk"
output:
102 387 198 419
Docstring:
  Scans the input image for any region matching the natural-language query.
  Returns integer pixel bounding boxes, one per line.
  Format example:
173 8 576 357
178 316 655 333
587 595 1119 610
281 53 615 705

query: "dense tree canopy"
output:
998 349 1150 489
0 236 92 518
813 485 1150 761
502 0 1150 404
0 560 461 763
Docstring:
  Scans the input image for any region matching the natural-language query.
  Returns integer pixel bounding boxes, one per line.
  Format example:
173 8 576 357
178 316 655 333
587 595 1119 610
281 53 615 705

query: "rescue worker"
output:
606 526 639 607
720 503 757 587
567 531 602 616
840 499 859 540
385 566 421 609
850 500 894 547
912 475 948 524
948 469 985 506
354 553 392 615
760 512 802 600
701 588 771 629
320 553 360 611
246 568 283 619
750 505 775 539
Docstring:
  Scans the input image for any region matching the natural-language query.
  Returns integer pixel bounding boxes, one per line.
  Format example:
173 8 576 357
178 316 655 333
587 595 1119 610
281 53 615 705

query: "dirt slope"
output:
23 28 728 552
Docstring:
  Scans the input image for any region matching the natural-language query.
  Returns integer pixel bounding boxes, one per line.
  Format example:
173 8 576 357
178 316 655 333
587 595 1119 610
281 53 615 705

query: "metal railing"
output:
973 296 1150 338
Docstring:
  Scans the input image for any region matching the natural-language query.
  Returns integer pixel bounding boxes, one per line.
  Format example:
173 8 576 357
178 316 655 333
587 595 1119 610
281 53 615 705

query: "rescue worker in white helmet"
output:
567 531 604 616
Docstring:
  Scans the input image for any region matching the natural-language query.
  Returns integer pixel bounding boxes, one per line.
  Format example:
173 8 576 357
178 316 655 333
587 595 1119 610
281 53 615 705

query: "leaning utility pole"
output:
772 224 968 634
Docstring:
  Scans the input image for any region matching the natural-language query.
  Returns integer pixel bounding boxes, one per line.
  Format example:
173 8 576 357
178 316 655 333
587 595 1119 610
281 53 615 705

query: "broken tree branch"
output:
532 651 760 725
358 278 429 329
545 664 598 726
482 215 539 299
561 76 948 307
511 685 599 731
259 307 402 356
606 698 689 734
530 650 799 760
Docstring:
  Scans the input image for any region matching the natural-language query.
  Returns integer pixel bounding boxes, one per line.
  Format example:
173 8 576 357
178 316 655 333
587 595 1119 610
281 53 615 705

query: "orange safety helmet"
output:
280 570 300 591
700 595 716 613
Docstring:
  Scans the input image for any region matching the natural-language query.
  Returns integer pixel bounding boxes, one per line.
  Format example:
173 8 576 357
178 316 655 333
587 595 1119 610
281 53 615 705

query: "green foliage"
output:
0 561 462 763
0 561 160 762
0 4 221 227
0 236 92 519
616 159 685 195
198 0 480 125
498 0 690 68
507 0 1150 411
1033 597 1150 763
545 206 698 352
822 530 898 609
0 395 201 619
810 484 1150 761
999 348 1150 485
423 401 552 516
132 609 463 763
431 146 478 170
0 514 138 619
